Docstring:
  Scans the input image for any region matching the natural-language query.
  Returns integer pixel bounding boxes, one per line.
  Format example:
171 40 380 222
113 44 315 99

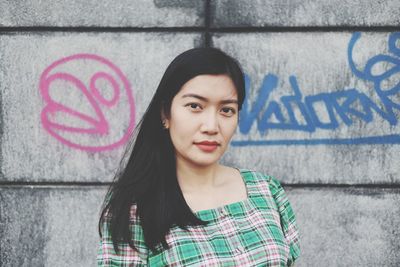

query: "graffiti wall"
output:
0 1 399 266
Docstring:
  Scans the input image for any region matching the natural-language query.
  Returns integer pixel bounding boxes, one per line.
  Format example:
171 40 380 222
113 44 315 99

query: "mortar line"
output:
0 26 205 33
210 26 400 32
0 182 112 187
283 183 400 189
0 77 3 180
0 26 398 34
1 182 399 189
204 0 211 47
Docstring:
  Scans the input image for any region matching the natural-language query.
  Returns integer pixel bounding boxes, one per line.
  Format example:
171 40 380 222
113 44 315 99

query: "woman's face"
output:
163 74 239 169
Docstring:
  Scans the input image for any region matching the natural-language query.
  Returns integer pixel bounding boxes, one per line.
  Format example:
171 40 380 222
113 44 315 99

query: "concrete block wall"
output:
0 1 398 266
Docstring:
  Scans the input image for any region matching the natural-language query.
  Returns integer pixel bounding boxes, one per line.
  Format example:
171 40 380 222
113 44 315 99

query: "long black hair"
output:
98 47 246 254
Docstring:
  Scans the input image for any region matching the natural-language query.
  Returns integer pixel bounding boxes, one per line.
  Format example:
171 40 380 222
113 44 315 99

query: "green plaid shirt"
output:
98 169 300 266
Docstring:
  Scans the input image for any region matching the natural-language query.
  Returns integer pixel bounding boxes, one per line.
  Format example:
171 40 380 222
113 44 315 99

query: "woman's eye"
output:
221 107 236 116
186 103 201 110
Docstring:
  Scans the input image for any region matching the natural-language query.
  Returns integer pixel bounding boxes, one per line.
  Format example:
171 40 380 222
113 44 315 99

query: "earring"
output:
162 120 168 130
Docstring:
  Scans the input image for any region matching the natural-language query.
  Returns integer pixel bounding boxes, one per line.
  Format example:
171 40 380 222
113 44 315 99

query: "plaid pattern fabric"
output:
98 169 300 266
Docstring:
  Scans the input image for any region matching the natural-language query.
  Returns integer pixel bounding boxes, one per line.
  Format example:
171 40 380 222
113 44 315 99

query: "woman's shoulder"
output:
237 167 280 184
237 167 287 199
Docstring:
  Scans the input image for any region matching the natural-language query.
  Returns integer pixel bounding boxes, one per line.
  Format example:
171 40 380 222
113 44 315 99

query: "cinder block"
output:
211 0 400 27
286 187 400 266
215 32 400 184
0 0 205 27
0 32 202 182
2 187 398 266
0 186 107 267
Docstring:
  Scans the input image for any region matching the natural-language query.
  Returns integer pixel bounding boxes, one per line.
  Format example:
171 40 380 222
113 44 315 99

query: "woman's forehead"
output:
177 74 238 101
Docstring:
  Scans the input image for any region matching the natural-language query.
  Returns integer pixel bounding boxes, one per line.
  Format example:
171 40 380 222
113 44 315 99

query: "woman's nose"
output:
200 111 219 134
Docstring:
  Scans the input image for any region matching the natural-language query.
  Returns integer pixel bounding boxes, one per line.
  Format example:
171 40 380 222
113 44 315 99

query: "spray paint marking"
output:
233 32 400 146
39 54 135 152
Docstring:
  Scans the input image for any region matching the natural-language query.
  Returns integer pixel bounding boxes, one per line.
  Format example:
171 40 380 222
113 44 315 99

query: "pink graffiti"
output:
39 54 136 152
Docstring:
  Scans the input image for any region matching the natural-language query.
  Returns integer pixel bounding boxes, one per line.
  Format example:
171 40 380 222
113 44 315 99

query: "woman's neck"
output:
176 163 225 194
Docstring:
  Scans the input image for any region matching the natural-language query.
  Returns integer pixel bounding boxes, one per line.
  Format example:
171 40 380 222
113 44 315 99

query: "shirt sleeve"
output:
268 176 300 266
97 206 148 267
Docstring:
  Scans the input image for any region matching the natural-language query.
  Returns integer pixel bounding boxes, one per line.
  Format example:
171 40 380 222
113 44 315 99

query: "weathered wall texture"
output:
0 1 399 266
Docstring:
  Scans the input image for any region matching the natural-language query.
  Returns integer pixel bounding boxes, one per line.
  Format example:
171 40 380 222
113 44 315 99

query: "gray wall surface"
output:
0 1 399 266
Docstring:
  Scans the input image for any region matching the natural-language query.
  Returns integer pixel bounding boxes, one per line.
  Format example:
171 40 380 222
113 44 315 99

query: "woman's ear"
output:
160 105 170 129
160 104 166 120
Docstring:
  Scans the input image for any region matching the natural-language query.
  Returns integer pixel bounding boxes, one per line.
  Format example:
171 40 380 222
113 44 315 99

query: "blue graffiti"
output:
233 32 400 146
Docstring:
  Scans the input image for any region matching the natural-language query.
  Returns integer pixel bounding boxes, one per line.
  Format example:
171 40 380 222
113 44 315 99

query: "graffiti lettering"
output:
233 32 400 146
39 54 136 152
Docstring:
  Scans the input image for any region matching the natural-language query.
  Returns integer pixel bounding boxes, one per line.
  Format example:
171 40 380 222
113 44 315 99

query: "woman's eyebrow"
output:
181 93 238 104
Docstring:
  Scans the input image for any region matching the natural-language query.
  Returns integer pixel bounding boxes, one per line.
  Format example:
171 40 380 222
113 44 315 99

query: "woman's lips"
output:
195 143 218 152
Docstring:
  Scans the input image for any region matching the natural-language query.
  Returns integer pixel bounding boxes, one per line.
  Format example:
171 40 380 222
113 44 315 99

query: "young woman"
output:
97 47 300 266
